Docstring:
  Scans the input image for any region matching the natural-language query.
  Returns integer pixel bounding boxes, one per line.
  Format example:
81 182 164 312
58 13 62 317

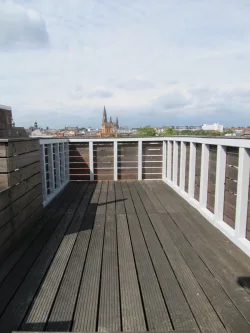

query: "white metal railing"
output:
39 137 250 257
40 139 69 206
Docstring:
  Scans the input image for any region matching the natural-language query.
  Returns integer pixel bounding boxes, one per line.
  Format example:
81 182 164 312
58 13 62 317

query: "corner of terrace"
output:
0 136 250 333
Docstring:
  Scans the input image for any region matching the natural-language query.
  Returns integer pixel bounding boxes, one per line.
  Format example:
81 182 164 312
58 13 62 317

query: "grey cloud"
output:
152 91 193 110
118 79 154 91
0 3 49 51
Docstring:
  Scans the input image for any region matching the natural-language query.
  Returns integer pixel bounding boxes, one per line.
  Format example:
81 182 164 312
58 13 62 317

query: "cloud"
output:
2 0 250 128
152 91 193 110
88 89 113 98
117 78 154 91
0 2 49 50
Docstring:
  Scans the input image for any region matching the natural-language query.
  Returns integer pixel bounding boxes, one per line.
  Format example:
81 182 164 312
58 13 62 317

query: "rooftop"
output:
0 181 250 333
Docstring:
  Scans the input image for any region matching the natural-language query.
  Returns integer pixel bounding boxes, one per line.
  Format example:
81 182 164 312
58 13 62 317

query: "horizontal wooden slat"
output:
0 184 42 229
0 150 40 172
0 188 11 211
0 195 43 250
225 166 238 180
225 178 237 193
224 190 237 207
0 161 41 188
0 140 39 157
226 151 239 167
0 198 43 262
142 173 162 179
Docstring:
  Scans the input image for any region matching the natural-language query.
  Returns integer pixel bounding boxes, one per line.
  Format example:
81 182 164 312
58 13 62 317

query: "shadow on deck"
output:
1 181 250 333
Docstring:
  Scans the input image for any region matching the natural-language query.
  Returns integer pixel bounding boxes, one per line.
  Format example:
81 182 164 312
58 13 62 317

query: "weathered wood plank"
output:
0 183 42 229
21 184 89 331
149 212 225 333
98 212 121 332
126 213 173 331
0 183 79 316
72 213 105 332
0 183 72 282
134 182 199 331
116 214 146 331
160 212 250 333
0 150 40 172
0 184 84 333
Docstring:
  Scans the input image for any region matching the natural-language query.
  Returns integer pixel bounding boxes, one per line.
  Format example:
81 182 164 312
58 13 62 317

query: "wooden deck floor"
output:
1 181 250 333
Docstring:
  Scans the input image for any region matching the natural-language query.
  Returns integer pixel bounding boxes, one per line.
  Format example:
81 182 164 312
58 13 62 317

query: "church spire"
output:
102 106 107 125
115 116 119 129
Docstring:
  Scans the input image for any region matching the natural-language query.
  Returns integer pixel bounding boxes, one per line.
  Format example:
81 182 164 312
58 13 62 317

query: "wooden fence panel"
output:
0 139 43 263
118 142 138 180
69 143 90 181
142 142 162 180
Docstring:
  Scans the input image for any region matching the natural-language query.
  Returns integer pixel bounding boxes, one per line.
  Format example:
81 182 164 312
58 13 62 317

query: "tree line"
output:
133 126 234 137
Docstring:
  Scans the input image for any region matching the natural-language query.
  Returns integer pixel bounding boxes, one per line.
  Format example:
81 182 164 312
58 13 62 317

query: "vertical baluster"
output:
167 141 172 181
40 143 47 204
162 141 167 179
138 140 142 180
172 141 178 184
89 141 94 181
235 147 250 238
214 145 226 223
199 144 209 207
48 143 55 194
114 140 118 181
188 142 196 198
180 141 186 190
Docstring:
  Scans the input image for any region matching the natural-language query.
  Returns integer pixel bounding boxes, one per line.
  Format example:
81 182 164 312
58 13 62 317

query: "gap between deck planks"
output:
0 181 250 333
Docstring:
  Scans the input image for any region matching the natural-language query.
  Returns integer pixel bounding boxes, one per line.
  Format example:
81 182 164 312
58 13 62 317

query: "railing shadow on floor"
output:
17 320 73 332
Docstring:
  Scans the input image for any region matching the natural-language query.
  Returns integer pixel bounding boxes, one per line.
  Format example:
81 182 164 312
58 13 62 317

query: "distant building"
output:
0 104 28 138
202 123 223 132
175 125 202 131
100 106 119 137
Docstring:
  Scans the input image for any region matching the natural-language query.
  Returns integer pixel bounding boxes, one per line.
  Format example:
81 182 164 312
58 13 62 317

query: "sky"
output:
1 0 250 129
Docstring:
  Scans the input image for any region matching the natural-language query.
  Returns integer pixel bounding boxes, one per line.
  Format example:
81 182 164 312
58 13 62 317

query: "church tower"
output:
102 106 107 125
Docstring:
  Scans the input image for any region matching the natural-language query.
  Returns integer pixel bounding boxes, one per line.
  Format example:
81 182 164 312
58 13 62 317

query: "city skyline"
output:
1 1 250 128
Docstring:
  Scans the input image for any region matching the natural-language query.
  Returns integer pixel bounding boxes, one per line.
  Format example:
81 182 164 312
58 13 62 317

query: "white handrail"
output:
40 139 69 206
38 136 250 257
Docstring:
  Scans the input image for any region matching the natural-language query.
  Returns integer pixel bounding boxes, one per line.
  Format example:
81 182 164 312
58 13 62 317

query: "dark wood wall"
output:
142 142 162 179
0 139 43 262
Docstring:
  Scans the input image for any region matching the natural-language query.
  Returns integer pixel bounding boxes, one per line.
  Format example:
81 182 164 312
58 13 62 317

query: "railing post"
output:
55 143 61 188
214 145 226 222
167 141 172 180
89 141 94 181
60 143 65 184
188 142 196 198
47 143 55 193
40 144 47 203
180 141 186 190
138 140 142 180
64 142 69 181
172 141 178 184
162 141 167 179
235 147 250 238
199 144 209 207
114 141 118 181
